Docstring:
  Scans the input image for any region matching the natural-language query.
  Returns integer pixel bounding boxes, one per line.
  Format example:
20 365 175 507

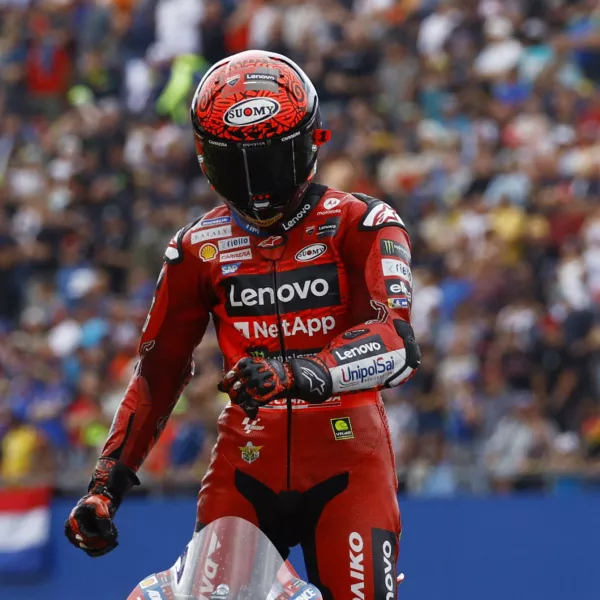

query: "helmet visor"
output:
198 131 316 221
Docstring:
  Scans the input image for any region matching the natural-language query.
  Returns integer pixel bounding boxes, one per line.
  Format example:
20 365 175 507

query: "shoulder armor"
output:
351 193 407 232
163 218 202 265
163 209 231 265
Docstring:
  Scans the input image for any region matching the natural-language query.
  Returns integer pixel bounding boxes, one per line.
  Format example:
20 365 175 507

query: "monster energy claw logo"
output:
380 239 410 263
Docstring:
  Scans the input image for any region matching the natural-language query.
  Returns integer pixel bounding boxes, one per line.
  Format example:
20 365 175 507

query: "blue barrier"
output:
0 495 598 600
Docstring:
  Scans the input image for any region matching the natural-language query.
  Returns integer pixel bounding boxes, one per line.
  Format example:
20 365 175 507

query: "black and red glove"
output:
65 458 139 557
218 356 333 417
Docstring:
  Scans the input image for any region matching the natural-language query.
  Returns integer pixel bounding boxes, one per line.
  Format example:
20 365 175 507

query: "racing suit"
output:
102 184 419 599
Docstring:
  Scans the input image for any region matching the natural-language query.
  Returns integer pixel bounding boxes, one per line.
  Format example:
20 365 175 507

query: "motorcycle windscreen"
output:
128 516 323 600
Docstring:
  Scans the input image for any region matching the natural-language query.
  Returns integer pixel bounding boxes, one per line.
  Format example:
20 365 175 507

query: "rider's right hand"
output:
65 493 119 557
65 457 139 557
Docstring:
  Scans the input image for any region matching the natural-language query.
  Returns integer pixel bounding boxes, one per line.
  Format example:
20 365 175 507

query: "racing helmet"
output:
191 50 330 229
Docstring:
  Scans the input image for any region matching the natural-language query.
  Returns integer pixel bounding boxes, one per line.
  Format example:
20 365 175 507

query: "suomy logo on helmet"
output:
224 98 280 127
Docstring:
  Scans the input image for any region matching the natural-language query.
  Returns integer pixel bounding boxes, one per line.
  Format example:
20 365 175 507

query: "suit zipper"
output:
271 262 292 490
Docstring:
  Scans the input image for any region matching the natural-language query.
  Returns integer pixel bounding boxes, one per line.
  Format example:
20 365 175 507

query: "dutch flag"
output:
0 487 51 578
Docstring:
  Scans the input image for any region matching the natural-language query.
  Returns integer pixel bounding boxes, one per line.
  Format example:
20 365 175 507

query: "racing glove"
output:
218 356 332 417
65 458 139 557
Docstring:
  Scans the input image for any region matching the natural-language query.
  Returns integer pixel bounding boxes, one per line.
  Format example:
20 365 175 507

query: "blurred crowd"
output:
2 0 600 497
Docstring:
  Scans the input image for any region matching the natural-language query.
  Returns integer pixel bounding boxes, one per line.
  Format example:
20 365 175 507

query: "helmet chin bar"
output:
253 199 271 209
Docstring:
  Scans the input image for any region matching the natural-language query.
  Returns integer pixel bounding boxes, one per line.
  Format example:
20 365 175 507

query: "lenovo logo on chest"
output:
223 264 341 317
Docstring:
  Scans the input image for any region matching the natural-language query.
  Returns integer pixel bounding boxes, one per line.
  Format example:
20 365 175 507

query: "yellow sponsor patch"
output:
330 417 354 440
199 243 218 262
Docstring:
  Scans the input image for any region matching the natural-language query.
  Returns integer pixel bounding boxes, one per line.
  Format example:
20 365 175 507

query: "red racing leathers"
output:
101 184 419 599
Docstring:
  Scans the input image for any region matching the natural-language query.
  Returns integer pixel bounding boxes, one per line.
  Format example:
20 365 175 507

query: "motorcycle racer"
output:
65 50 421 600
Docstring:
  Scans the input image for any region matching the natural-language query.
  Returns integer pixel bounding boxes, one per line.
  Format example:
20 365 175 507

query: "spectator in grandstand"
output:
0 414 54 484
485 392 557 493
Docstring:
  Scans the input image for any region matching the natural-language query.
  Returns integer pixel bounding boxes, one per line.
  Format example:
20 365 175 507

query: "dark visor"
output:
200 130 316 214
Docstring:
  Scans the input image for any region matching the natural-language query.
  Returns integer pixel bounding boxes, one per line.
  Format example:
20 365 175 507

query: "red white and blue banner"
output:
0 487 52 577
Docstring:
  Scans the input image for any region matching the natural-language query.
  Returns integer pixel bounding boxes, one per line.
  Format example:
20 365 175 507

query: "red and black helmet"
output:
191 50 330 229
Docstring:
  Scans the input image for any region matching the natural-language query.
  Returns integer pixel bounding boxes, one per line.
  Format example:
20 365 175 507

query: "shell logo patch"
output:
199 243 218 262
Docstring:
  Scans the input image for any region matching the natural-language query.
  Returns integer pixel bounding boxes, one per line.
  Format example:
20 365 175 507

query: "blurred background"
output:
0 0 599 598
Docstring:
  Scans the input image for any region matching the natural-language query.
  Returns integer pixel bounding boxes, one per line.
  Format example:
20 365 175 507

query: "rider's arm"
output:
292 196 420 396
65 224 212 555
97 224 211 491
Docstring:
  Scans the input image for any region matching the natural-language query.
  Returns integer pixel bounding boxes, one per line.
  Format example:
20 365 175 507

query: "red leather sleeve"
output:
101 231 211 471
315 206 419 393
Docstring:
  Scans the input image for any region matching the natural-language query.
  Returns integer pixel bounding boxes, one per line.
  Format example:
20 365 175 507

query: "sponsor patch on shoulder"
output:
317 217 340 238
323 197 341 210
191 225 232 244
197 215 231 228
360 202 406 230
199 243 218 262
